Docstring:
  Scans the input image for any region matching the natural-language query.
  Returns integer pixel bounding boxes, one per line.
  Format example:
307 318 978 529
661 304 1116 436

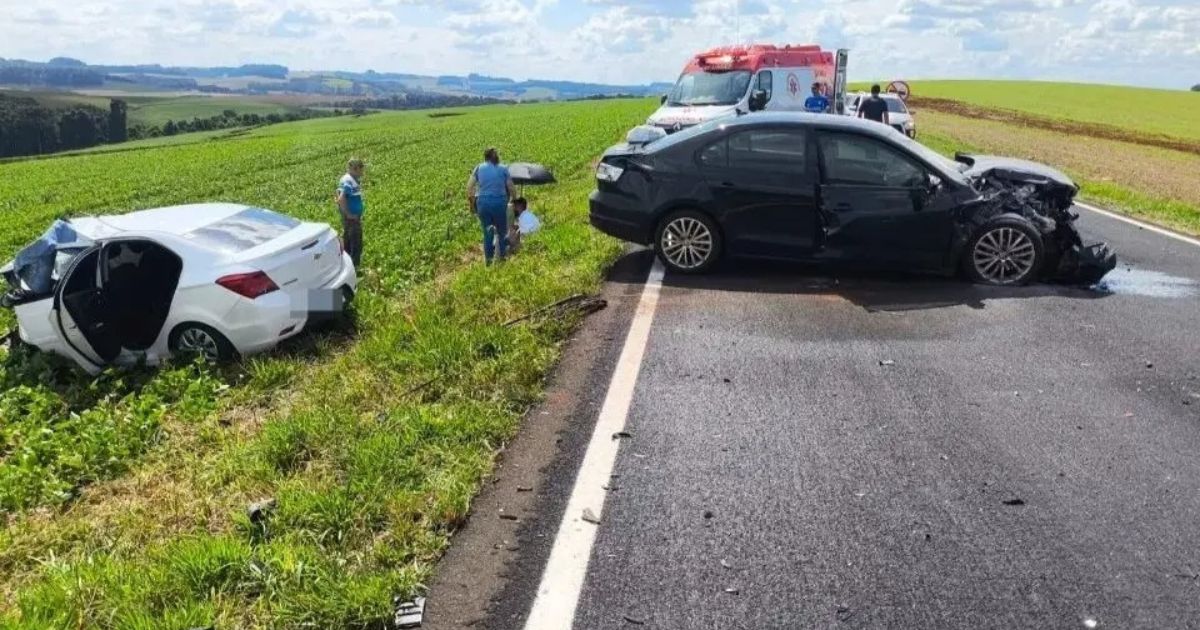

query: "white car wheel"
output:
170 323 236 363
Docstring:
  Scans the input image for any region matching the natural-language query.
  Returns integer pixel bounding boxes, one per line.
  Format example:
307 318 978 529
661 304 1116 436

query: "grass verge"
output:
0 99 647 627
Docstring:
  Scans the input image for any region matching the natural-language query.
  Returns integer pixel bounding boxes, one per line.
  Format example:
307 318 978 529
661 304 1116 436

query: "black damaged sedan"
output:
589 113 1116 285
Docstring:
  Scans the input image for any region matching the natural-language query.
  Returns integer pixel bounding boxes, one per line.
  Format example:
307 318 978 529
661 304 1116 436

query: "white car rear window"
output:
182 208 300 254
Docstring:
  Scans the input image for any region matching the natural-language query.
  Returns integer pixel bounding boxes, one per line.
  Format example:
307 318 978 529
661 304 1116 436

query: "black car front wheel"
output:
655 210 722 274
963 218 1045 286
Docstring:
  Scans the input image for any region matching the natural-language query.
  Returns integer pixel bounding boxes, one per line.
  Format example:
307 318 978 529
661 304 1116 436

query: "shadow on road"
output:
608 249 1111 313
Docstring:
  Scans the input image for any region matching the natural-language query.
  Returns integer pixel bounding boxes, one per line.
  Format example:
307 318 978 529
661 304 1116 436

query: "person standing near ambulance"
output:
467 147 517 265
804 82 829 113
336 158 366 267
857 84 890 126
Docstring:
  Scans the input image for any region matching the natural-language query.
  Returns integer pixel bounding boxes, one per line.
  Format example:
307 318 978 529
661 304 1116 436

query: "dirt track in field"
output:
910 96 1200 157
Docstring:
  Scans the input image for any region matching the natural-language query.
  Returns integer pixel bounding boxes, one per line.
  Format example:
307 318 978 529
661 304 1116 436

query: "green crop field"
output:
126 96 299 126
905 80 1200 142
0 99 652 628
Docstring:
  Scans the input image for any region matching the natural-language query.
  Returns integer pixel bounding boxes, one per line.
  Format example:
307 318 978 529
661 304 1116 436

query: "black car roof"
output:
717 112 895 137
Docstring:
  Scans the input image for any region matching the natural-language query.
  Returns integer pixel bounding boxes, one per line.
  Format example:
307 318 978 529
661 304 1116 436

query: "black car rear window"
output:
182 208 300 254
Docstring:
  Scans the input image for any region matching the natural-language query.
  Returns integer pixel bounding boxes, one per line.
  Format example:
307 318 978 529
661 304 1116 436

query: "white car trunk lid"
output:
249 223 344 295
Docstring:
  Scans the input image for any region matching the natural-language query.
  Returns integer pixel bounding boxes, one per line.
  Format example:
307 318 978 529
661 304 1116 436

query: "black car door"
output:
698 127 818 260
816 131 955 270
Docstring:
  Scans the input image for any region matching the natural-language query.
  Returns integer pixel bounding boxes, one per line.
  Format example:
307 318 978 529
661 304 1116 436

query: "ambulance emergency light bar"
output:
698 54 740 70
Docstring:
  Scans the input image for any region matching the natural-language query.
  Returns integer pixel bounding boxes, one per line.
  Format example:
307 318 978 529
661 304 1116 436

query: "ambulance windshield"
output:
666 70 753 107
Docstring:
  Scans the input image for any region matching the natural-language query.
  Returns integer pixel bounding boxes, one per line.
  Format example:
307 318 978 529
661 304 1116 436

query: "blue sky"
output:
3 0 1198 89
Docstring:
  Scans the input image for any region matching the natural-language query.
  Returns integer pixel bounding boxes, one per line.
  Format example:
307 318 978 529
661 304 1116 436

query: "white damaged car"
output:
2 203 357 373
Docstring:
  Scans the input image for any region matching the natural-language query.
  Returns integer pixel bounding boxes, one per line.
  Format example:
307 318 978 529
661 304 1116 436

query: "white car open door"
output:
48 245 120 373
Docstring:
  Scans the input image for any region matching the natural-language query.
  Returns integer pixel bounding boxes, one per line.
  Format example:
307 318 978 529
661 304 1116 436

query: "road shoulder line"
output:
522 259 665 630
1077 201 1200 249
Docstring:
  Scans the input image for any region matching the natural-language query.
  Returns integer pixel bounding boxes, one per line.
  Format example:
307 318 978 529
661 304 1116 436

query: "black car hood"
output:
602 142 646 159
956 153 1077 191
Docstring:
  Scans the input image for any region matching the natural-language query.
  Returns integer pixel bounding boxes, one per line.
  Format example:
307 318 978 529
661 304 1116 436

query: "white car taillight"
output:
217 271 279 299
596 162 625 182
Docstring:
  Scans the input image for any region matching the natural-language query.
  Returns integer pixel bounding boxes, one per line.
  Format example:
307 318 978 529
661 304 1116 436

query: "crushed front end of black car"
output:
955 153 1117 284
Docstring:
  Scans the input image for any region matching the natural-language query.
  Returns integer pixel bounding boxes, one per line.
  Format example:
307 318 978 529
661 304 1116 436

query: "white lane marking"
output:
1076 201 1200 249
523 259 666 630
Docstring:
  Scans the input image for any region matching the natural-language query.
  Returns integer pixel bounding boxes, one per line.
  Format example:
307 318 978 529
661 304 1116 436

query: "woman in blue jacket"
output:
467 147 517 264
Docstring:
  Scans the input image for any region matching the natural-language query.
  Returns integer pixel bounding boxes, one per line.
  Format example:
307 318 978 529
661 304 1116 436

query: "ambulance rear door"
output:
763 67 815 112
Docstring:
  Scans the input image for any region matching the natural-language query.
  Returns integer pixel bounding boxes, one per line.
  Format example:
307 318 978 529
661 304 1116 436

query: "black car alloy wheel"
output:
965 218 1044 286
655 210 722 273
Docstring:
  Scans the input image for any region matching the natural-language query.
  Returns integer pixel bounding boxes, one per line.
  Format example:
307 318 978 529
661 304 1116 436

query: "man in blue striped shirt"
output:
336 158 365 267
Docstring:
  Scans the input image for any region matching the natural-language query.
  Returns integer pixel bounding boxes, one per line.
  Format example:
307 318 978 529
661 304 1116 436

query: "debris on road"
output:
499 511 519 521
879 359 896 366
394 596 426 629
517 485 534 492
622 614 647 625
724 587 740 595
612 431 633 440
1002 498 1026 506
836 606 855 622
720 558 737 570
703 510 714 519
582 508 602 525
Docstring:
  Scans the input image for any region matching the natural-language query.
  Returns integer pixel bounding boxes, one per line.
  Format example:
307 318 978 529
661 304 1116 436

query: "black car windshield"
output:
891 133 971 180
667 71 752 107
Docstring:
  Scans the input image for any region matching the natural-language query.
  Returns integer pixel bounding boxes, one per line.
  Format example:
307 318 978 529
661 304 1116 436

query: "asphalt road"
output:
479 207 1200 630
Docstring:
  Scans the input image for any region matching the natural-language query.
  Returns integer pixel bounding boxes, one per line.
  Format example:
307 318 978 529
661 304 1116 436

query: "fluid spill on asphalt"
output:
1091 267 1198 298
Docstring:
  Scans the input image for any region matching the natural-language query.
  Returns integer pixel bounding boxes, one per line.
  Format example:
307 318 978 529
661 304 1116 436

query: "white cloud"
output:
0 0 1195 88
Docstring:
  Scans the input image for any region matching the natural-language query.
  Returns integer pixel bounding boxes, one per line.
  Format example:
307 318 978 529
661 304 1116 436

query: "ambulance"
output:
646 44 848 133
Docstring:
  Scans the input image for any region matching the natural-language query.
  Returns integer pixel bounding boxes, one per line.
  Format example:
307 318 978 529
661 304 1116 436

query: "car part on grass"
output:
501 293 608 327
507 162 556 186
394 596 426 629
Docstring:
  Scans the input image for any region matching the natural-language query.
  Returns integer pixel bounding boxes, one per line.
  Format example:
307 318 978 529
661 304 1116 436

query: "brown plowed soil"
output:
909 96 1200 157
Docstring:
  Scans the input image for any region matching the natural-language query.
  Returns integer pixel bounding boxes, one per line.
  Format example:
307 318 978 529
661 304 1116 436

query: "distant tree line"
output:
569 93 646 101
1 94 343 158
0 64 105 88
0 94 124 157
1193 84 1200 92
130 108 342 140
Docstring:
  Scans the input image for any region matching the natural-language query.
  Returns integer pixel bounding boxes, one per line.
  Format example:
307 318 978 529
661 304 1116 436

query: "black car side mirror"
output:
748 90 768 112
